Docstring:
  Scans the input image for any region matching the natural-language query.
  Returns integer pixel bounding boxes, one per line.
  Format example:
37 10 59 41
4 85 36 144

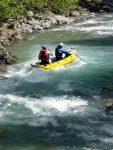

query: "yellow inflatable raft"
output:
31 49 76 70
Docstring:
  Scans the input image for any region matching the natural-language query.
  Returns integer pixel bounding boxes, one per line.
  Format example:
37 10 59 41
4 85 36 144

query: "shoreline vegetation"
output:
0 0 113 72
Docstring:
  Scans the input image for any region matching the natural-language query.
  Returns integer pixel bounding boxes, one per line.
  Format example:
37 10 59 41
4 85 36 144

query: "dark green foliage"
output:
0 0 102 25
0 0 24 24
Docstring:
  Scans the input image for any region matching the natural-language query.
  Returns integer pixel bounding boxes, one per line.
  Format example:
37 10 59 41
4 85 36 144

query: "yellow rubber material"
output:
35 49 76 70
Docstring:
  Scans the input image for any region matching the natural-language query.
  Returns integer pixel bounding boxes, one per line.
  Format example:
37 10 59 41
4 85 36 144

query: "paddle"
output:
64 44 85 62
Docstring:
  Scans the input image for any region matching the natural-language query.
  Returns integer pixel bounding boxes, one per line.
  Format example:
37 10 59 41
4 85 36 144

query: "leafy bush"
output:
0 0 102 25
0 0 24 23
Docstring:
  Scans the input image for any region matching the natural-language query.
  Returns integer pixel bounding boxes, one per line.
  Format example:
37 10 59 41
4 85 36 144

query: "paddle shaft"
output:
74 52 85 62
64 45 85 62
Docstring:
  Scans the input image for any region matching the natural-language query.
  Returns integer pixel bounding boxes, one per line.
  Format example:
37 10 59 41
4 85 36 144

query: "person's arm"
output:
59 48 71 53
47 49 53 56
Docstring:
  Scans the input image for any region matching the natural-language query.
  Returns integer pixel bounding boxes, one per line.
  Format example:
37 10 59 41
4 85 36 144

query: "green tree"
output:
0 0 102 25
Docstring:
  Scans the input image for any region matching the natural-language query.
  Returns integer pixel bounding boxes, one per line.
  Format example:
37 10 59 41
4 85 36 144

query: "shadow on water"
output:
65 35 113 46
0 114 112 150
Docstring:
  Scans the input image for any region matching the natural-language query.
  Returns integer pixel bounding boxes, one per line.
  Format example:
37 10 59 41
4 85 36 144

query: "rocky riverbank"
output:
0 1 112 73
0 6 90 72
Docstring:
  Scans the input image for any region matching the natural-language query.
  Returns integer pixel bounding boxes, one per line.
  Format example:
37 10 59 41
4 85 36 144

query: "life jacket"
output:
55 46 62 58
39 49 49 60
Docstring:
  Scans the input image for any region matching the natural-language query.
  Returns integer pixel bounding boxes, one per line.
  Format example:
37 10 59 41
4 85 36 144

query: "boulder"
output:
70 11 80 17
55 15 71 24
102 86 113 91
27 11 34 19
41 22 51 29
104 103 113 111
0 48 17 65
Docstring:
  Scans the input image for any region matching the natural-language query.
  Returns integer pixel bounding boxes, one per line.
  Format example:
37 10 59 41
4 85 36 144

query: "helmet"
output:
42 45 47 49
58 42 64 47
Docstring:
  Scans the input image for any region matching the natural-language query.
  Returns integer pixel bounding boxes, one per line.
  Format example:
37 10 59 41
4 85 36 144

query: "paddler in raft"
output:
55 42 72 61
38 45 53 64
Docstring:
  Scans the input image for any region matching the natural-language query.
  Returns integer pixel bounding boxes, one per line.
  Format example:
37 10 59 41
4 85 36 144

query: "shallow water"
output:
0 13 113 150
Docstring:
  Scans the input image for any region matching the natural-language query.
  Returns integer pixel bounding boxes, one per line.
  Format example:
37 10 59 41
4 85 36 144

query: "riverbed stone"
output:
102 86 113 91
27 11 34 19
41 22 51 29
104 103 113 111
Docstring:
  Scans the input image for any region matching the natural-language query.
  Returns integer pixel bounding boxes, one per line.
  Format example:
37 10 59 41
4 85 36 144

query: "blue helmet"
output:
42 45 47 49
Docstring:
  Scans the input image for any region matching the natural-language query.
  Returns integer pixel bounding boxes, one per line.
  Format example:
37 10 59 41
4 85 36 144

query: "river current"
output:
0 13 113 150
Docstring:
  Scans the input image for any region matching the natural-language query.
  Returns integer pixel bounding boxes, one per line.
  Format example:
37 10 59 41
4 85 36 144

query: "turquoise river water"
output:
0 13 113 150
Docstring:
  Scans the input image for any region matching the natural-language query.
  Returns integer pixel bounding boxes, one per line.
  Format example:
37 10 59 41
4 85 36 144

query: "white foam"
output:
5 61 32 78
51 18 113 38
45 96 87 113
100 138 113 143
3 59 51 82
52 65 66 71
0 94 88 117
25 68 51 82
4 59 69 82
58 82 73 92
52 24 113 32
28 116 58 127
97 31 113 35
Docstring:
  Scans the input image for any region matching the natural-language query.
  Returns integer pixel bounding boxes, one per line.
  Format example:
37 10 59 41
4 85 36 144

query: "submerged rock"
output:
0 75 8 80
102 86 113 91
104 103 113 112
0 44 18 66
